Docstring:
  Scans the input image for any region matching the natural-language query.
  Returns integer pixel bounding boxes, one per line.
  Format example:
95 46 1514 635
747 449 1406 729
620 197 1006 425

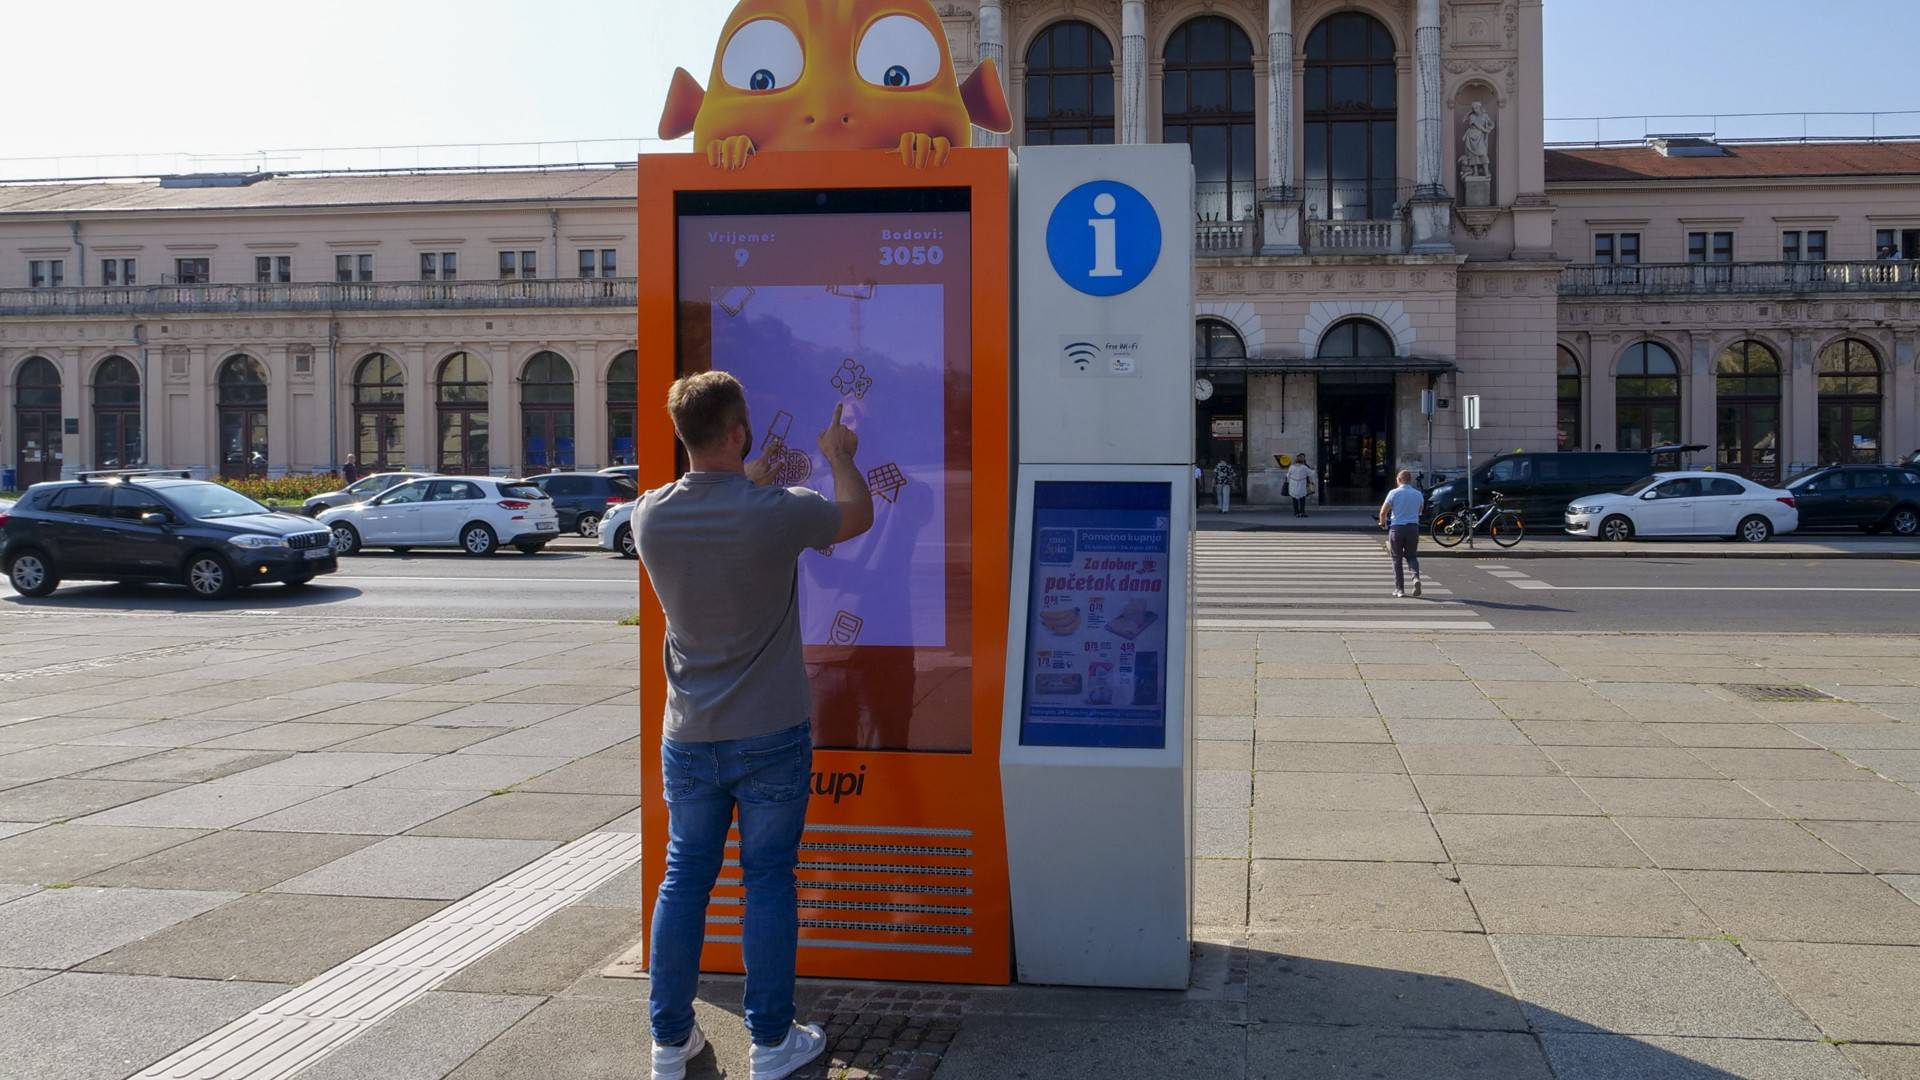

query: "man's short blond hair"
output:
1396 469 1414 484
666 371 746 452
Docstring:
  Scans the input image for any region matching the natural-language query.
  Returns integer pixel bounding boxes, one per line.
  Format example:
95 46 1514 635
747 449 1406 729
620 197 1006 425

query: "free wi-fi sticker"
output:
1058 335 1143 377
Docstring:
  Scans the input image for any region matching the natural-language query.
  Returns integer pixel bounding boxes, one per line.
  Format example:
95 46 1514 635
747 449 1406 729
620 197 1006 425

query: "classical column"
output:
1787 330 1817 473
976 0 1006 147
1408 0 1453 251
1890 329 1916 465
1259 0 1303 254
403 343 432 472
1121 0 1147 143
58 347 83 477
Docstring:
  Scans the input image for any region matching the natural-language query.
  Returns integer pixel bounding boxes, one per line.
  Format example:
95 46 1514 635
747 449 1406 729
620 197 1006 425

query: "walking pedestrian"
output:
1378 468 1425 598
636 372 874 1080
1286 455 1314 518
1213 458 1236 513
340 456 360 484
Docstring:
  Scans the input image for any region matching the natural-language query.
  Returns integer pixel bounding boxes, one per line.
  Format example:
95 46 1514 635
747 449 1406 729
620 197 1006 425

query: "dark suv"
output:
1 471 338 599
528 471 639 537
1783 465 1920 535
1425 452 1654 523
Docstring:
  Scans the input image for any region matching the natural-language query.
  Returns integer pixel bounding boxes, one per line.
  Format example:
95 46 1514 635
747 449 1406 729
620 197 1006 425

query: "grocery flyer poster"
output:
1020 481 1172 749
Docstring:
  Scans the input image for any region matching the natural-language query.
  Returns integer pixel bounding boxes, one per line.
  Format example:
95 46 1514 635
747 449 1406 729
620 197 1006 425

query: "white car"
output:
1564 471 1799 543
320 476 559 555
598 498 637 558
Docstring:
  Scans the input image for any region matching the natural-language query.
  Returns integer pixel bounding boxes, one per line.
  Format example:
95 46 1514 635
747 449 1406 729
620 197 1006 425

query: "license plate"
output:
303 547 330 560
536 521 558 531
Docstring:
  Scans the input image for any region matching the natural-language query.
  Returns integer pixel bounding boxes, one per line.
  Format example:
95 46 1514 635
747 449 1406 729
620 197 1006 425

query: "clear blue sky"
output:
2 1 1916 179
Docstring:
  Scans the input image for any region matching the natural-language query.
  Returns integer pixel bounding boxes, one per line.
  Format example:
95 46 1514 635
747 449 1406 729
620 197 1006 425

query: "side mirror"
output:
1640 489 1661 501
140 511 170 526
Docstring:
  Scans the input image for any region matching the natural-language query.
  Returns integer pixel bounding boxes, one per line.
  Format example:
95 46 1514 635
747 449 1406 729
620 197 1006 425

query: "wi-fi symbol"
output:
1064 342 1099 370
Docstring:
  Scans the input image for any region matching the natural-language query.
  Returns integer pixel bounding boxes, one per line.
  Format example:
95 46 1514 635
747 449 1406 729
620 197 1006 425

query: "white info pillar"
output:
1002 145 1195 989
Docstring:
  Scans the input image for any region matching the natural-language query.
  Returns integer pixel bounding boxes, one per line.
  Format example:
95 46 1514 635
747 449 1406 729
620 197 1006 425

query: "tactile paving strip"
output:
132 830 641 1080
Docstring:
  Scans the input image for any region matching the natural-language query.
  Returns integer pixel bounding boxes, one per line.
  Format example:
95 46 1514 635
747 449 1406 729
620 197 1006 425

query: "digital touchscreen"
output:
676 191 974 752
1019 481 1172 749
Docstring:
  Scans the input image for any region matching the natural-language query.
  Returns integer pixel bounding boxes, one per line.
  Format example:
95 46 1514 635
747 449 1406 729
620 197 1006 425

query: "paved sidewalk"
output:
4 611 1920 1078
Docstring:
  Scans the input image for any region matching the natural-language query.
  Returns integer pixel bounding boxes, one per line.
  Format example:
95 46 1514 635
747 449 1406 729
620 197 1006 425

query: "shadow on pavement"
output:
1 580 364 613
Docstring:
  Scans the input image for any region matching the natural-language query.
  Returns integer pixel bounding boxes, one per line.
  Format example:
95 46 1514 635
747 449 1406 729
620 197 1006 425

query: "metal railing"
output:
1545 110 1920 148
1308 218 1405 253
0 277 638 317
1559 260 1920 296
1191 177 1419 257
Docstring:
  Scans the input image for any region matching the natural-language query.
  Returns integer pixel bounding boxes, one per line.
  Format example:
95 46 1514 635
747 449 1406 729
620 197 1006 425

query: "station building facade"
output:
1 0 1916 501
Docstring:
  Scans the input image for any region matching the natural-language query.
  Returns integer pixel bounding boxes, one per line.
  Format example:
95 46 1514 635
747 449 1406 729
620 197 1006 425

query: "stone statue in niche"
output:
1459 101 1495 207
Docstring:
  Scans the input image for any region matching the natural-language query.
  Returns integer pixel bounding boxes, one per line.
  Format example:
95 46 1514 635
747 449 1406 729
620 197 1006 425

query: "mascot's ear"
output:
659 68 706 140
959 58 1012 134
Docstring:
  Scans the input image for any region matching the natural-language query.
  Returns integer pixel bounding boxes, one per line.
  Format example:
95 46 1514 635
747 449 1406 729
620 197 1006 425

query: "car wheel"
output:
617 524 636 559
7 550 59 597
461 522 497 556
577 513 601 538
185 553 238 599
330 522 362 556
1600 515 1634 542
308 503 329 516
1738 515 1774 543
1889 505 1920 537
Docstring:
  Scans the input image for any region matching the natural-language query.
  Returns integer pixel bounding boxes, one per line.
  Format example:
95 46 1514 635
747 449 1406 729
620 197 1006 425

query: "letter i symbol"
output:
1088 192 1121 278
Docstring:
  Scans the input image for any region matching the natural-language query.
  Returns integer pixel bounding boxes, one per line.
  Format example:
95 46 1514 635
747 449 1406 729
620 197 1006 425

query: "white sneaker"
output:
652 1024 706 1080
1411 578 1423 597
1391 589 1404 598
751 1022 827 1080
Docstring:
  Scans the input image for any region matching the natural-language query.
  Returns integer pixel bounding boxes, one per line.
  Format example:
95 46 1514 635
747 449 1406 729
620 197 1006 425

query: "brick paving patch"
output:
794 986 969 1080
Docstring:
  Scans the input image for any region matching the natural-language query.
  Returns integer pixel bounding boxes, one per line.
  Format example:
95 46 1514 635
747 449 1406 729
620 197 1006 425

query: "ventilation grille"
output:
1723 683 1837 702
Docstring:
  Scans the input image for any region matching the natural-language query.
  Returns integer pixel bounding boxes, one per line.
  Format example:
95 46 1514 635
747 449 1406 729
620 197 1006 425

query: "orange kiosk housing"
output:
635 149 1012 985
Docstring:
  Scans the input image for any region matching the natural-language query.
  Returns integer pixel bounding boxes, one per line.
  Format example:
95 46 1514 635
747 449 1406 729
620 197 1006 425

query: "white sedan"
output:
598 499 637 558
320 476 560 555
1565 471 1799 543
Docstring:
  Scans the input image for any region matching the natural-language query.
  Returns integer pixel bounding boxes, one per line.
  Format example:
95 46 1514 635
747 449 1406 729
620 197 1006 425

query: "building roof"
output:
1546 141 1920 183
0 168 638 216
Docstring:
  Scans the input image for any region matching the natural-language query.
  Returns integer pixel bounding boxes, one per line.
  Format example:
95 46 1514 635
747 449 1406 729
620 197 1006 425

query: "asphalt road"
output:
0 540 642 623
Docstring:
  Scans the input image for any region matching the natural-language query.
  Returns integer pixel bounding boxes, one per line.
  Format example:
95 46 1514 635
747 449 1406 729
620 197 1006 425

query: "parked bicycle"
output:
1430 489 1525 548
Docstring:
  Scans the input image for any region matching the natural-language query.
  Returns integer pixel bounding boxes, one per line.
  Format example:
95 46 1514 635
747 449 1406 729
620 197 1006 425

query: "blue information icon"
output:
1045 180 1161 297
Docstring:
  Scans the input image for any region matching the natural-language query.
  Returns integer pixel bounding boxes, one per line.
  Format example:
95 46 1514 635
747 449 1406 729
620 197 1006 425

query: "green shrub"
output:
215 474 344 503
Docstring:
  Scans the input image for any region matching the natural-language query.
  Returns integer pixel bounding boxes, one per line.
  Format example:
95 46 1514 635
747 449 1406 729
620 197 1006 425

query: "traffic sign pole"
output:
1462 395 1481 549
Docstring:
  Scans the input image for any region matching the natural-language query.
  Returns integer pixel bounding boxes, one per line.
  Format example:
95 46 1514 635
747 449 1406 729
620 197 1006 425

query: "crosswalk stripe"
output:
1192 533 1487 631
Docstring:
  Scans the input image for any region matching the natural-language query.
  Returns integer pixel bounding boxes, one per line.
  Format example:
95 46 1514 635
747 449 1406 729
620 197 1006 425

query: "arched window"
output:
13 356 63 487
520 350 575 471
1557 347 1581 451
436 352 491 474
215 355 268 478
606 350 638 465
1817 338 1882 464
1163 16 1256 223
1023 21 1114 145
1316 317 1395 358
1304 12 1398 221
1615 342 1681 452
1194 318 1248 499
93 356 142 469
1196 318 1246 364
1714 340 1781 482
352 353 405 471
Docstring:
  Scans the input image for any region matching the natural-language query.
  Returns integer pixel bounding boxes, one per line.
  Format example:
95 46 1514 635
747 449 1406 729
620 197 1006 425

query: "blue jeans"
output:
650 722 812 1048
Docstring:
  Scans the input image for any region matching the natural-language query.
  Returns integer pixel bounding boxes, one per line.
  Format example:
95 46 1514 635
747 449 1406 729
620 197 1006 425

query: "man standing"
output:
636 372 874 1080
1378 468 1425 598
1213 457 1236 514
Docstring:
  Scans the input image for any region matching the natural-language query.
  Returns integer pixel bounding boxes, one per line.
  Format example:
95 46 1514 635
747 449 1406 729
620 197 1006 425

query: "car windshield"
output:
499 484 548 500
163 484 272 519
1619 476 1661 496
1783 469 1827 490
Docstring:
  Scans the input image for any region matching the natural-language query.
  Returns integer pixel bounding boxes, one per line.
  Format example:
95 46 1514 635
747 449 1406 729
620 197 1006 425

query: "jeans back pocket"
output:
739 735 810 803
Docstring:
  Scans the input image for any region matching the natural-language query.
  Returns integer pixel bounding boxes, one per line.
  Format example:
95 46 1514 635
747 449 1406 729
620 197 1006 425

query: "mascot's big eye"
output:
720 19 803 92
855 14 941 89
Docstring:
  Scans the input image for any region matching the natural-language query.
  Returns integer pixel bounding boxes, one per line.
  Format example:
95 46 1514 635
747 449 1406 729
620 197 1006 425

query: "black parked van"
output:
1424 452 1654 523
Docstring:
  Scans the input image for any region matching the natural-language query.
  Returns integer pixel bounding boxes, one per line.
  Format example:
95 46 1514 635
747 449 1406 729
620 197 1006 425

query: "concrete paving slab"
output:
1481 683 1629 721
288 699 465 725
1787 724 1920 750
408 792 635 841
1249 860 1482 932
1194 858 1248 929
1252 715 1390 743
1196 769 1253 808
1358 662 1470 681
1368 680 1504 720
1540 1033 1865 1080
199 721 395 751
1799 820 1920 873
1253 680 1376 718
325 724 512 754
1196 807 1250 857
1399 744 1561 776
70 747 291 783
1618 817 1863 873
416 702 575 729
297 990 543 1080
0 886 239 968
80 891 443 982
362 753 573 791
1649 723 1816 749
271 834 557 899
1385 716 1531 745
81 829 380 891
1541 746 1719 779
1247 929 1527 1031
443 997 653 1080
1576 778 1784 818
214 750 432 788
0 743 163 783
1250 741 1402 773
1252 808 1448 861
1199 677 1255 714
1842 1043 1920 1080
1690 748 1879 781
1670 869 1920 945
186 697 338 723
0 967 53 998
1514 720 1679 747
1252 771 1422 813
1243 1023 1549 1080
0 972 285 1080
441 904 639 994
76 780 333 828
573 863 644 912
1837 748 1920 782
1413 774 1603 815
240 786 490 835
1494 935 1820 1039
1433 814 1648 867
1195 739 1254 771
0 824 207 884
1742 779 1920 821
1746 940 1920 1043
1197 714 1255 740
940 1015 1246 1080
0 778 184 822
71 718 277 747
1461 865 1716 937
0 823 40 841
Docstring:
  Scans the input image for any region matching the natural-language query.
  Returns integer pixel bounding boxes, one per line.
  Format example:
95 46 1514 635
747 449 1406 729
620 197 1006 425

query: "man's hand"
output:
745 435 783 487
819 403 858 464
